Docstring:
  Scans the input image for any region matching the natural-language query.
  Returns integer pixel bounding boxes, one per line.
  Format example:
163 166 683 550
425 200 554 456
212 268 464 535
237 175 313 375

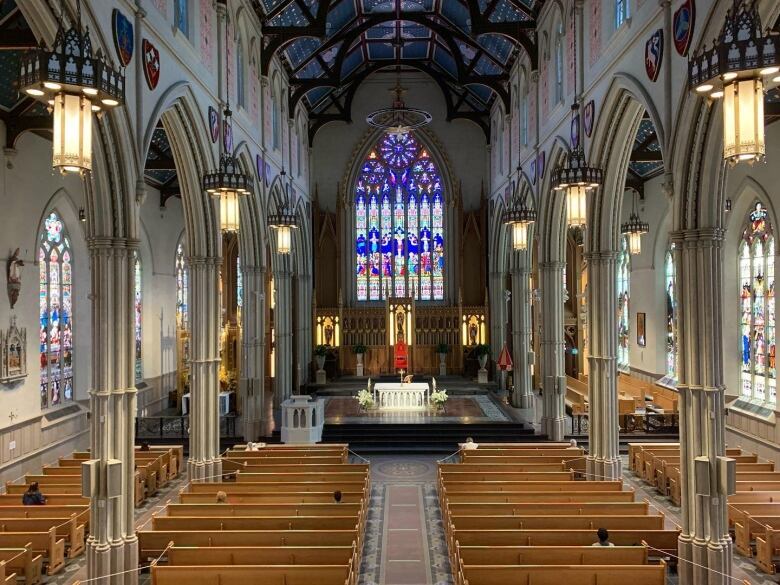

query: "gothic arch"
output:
537 136 570 264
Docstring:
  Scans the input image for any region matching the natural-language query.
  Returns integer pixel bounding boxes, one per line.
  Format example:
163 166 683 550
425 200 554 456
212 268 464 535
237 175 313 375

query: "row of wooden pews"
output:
566 374 679 419
138 443 368 585
439 442 677 585
630 442 780 575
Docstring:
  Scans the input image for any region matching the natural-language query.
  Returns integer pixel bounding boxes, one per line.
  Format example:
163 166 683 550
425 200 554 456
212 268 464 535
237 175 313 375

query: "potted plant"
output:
353 343 367 364
314 344 329 371
430 388 448 413
355 388 375 412
474 344 491 370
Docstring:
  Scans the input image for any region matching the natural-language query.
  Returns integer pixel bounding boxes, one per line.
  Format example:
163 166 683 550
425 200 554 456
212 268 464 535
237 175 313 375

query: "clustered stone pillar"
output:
187 256 222 482
240 264 266 441
86 238 138 585
539 260 566 441
274 258 293 417
674 230 732 585
510 257 534 408
585 250 621 480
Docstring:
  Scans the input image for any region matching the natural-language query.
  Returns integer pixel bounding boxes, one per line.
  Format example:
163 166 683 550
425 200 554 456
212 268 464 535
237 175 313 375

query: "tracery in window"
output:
355 132 445 302
740 203 776 403
39 212 74 409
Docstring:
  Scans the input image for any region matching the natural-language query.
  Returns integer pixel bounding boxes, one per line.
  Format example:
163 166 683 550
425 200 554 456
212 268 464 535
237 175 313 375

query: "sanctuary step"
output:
320 422 538 453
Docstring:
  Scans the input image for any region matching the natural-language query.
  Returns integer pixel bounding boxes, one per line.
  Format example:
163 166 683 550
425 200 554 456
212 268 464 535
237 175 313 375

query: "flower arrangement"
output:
430 388 448 406
356 388 375 409
314 344 330 357
352 343 367 354
435 342 449 354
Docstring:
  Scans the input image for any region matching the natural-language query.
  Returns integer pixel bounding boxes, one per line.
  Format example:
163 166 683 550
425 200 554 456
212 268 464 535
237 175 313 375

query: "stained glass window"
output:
134 255 142 383
740 203 776 403
554 21 564 104
616 0 630 29
176 243 188 330
39 212 73 409
175 0 189 37
665 244 677 380
236 41 245 108
355 132 445 302
617 236 630 370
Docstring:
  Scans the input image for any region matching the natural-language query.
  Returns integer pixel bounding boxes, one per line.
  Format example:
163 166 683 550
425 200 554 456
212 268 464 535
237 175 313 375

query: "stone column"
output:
539 261 566 440
274 258 293 414
297 271 313 384
240 265 266 441
489 270 505 385
187 256 222 482
674 230 732 585
586 250 621 480
510 258 534 408
86 238 138 585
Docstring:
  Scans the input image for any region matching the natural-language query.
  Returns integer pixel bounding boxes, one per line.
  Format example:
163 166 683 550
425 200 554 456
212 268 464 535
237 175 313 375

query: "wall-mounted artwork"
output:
637 312 647 347
0 316 27 383
6 248 23 309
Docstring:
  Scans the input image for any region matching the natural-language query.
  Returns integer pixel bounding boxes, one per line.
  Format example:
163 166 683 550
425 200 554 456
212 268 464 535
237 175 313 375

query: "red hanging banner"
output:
394 339 408 371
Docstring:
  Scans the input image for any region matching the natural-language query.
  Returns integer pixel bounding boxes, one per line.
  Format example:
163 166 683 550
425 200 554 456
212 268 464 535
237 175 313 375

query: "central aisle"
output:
359 455 453 585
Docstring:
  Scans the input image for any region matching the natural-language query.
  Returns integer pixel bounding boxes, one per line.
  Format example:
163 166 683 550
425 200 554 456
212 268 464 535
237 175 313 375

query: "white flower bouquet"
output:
430 388 448 406
356 388 375 409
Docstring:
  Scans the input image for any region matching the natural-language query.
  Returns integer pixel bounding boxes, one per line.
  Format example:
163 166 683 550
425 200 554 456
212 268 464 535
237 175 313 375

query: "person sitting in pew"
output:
140 442 150 452
461 437 479 451
592 527 615 547
215 491 227 503
22 482 46 505
333 490 342 503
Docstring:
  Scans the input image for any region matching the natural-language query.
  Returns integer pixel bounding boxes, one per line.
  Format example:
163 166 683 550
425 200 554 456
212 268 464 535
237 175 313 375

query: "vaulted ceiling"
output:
253 0 542 141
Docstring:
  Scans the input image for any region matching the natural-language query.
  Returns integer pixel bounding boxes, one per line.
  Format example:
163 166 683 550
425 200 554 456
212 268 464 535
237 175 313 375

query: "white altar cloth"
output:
373 382 430 411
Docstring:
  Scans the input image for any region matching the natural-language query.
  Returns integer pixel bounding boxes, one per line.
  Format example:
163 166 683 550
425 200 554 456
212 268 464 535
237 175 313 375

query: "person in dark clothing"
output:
333 490 342 503
592 527 614 546
22 482 46 505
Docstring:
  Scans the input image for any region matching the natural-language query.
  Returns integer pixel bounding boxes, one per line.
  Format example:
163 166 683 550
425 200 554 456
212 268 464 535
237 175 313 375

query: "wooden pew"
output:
4 485 83 496
442 491 637 504
455 544 648 565
458 563 666 585
439 481 625 493
0 545 43 585
451 528 680 554
0 528 65 575
0 563 16 585
235 472 368 484
164 503 362 518
0 495 88 507
0 515 85 558
729 503 780 529
628 443 679 474
755 525 780 574
448 514 665 531
461 449 584 460
439 471 575 482
178 492 366 505
734 515 780 556
439 463 576 473
150 516 359 532
166 545 355 566
225 464 369 475
223 456 347 469
138 530 359 558
150 564 352 585
188 482 368 494
445 501 649 517
0 506 89 531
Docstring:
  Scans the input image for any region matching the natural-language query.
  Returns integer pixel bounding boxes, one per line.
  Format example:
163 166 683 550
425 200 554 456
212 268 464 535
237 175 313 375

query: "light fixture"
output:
621 192 649 255
366 76 432 137
18 0 125 174
202 11 251 233
268 168 299 255
688 0 780 164
78 207 86 222
551 4 602 228
502 165 536 251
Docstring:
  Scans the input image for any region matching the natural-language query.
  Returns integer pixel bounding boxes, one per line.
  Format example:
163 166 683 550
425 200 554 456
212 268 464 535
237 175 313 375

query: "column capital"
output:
539 261 565 271
670 228 725 246
584 250 619 262
87 237 139 252
188 255 222 267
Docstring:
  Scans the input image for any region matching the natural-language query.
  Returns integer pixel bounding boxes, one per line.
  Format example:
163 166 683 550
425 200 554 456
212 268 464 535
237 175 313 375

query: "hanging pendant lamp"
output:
621 191 649 255
19 0 125 174
502 165 537 251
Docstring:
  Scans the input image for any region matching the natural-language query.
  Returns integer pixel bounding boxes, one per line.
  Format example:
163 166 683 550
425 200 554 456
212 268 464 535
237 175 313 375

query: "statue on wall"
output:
6 248 23 309
0 316 27 383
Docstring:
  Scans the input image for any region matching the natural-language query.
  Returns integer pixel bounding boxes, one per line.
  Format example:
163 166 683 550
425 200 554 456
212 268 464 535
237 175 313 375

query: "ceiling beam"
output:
0 28 37 49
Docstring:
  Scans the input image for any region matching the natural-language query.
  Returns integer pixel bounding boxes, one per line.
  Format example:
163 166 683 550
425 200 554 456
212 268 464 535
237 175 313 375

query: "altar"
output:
373 382 430 411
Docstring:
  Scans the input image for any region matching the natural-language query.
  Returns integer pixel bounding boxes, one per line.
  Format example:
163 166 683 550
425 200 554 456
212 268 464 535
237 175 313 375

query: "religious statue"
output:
6 248 23 309
396 310 405 339
324 322 334 346
0 316 27 383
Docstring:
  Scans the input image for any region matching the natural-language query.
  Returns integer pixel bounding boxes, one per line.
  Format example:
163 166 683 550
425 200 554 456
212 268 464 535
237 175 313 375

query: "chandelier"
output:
18 0 125 174
268 168 299 255
366 80 432 137
621 191 649 255
551 5 602 228
502 165 537 251
202 11 251 233
689 0 780 164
